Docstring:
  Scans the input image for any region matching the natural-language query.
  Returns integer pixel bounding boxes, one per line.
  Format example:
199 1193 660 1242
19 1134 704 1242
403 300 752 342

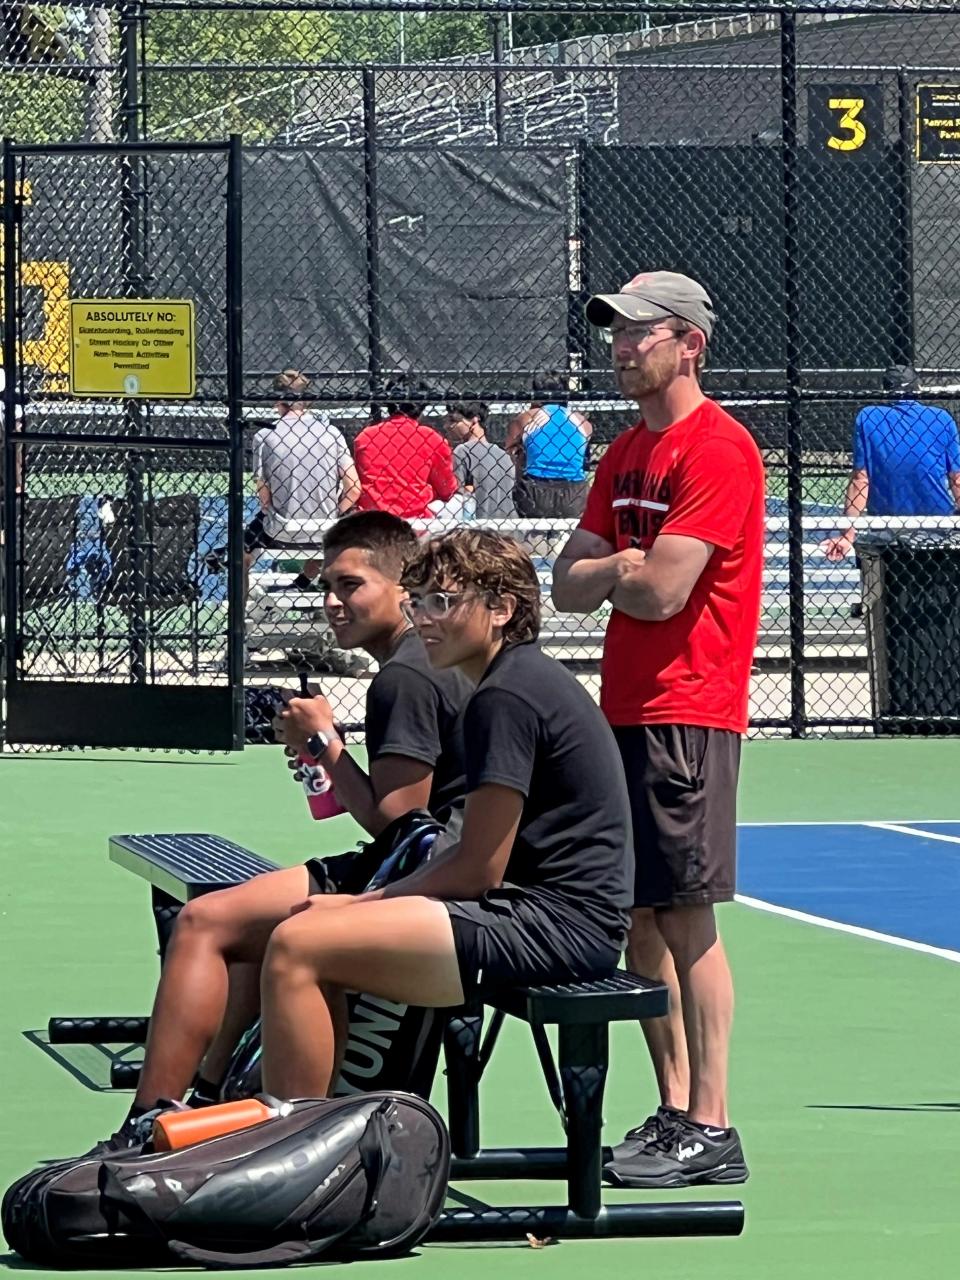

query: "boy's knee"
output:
175 891 241 947
175 895 221 938
263 917 316 978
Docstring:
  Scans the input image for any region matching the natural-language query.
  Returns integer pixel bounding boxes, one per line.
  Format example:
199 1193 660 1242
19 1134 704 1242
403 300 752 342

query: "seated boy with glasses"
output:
246 529 633 1099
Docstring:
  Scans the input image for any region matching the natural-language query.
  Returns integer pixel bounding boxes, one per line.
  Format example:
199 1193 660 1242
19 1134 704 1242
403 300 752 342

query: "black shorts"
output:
444 887 620 997
613 724 741 910
514 476 588 519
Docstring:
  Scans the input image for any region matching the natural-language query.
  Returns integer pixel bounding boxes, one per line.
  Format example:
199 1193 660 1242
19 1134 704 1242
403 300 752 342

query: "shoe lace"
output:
646 1117 687 1155
623 1110 675 1143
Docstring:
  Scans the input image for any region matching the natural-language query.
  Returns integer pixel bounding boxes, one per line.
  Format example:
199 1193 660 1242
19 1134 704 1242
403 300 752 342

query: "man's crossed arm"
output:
552 527 713 622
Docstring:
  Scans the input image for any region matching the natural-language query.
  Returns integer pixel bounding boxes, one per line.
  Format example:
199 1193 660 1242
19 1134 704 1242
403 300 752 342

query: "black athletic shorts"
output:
513 476 589 519
613 724 741 910
444 887 620 997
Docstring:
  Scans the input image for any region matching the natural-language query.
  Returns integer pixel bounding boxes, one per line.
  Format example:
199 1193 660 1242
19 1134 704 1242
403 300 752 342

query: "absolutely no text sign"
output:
69 299 196 398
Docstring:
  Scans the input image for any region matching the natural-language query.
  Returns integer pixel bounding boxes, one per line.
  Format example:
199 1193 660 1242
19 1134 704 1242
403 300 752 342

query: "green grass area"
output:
765 469 846 507
29 467 848 509
2 739 959 1277
27 469 232 500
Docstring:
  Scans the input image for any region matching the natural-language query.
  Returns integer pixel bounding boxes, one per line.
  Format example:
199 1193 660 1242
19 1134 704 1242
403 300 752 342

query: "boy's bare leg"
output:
134 866 317 1107
197 962 262 1091
261 897 463 1098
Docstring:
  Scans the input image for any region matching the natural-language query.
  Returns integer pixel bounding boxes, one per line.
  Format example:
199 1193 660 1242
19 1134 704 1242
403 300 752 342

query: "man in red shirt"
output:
553 271 764 1188
354 382 458 518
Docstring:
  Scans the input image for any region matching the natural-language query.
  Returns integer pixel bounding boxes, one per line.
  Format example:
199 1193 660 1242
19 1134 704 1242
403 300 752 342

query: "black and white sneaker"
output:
81 1102 184 1159
606 1105 686 1162
603 1115 749 1188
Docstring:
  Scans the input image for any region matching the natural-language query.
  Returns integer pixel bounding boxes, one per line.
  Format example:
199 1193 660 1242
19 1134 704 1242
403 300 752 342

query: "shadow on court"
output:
21 1031 142 1094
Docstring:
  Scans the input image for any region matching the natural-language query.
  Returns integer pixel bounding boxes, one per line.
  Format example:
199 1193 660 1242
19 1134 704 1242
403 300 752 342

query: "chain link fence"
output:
4 1 960 744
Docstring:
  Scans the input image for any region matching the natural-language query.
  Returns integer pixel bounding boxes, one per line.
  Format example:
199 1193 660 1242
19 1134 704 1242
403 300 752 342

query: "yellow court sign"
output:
69 299 196 398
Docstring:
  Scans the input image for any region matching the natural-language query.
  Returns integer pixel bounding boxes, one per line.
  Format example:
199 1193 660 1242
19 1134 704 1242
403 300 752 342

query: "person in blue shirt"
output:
823 366 960 562
505 375 593 518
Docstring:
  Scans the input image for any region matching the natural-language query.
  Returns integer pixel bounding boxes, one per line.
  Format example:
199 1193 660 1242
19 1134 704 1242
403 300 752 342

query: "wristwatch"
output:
305 730 334 763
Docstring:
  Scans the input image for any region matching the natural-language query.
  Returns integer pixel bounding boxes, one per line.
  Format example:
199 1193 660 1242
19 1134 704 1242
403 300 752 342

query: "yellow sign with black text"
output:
69 299 196 398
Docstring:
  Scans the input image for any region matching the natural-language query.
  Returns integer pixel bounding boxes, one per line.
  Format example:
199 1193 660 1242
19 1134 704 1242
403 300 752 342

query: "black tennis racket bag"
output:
221 811 450 1103
2 1093 449 1268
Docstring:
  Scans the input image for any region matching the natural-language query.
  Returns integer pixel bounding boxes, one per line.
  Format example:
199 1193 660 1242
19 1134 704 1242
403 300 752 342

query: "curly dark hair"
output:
401 529 541 645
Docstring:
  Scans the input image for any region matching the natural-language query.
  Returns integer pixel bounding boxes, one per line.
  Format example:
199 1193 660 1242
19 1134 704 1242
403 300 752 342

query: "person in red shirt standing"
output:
354 380 458 518
552 271 764 1188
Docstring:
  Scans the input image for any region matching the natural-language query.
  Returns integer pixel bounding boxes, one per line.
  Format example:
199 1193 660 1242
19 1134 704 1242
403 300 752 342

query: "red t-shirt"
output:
354 415 458 518
578 399 765 733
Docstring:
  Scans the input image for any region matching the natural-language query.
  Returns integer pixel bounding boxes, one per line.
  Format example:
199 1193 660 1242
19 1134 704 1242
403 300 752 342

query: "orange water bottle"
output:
153 1097 289 1151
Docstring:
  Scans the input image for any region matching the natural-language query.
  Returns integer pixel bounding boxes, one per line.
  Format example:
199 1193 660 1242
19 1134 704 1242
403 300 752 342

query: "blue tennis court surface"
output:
738 820 960 954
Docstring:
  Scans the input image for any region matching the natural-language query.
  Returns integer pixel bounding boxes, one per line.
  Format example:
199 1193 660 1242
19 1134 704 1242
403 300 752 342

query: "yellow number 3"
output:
827 97 867 151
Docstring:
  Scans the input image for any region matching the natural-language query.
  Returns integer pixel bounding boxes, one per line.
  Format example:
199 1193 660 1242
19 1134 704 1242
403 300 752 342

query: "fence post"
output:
2 141 19 709
896 69 915 367
567 139 586 396
779 8 806 738
226 135 244 741
491 16 506 144
119 1 148 683
362 69 383 416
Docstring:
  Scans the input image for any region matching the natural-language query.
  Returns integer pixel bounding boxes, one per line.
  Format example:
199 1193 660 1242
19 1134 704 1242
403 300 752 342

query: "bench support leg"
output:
152 888 182 963
558 1021 608 1219
443 1004 484 1158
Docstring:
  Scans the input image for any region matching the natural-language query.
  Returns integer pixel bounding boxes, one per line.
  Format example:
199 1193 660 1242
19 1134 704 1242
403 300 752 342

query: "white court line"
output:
737 818 960 828
865 821 960 846
735 895 960 964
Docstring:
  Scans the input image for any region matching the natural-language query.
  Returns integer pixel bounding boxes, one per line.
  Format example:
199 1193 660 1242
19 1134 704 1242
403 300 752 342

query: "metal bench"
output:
50 832 744 1242
433 977 744 1241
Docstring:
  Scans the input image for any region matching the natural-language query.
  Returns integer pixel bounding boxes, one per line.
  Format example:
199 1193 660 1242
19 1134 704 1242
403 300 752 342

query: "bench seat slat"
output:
109 833 279 900
490 971 669 1025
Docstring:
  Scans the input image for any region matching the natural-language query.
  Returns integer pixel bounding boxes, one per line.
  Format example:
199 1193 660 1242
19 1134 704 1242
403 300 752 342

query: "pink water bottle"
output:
299 753 346 820
295 673 347 821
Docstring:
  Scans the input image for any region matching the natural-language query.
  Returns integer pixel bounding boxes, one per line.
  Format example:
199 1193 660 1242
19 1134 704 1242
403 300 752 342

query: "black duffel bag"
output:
2 1093 449 1268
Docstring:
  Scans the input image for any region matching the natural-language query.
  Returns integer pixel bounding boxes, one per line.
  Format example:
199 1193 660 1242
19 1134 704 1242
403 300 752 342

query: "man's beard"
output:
616 356 674 399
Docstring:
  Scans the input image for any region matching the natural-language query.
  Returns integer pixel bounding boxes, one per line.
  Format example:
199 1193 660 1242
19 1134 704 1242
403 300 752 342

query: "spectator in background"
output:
445 400 516 519
247 369 360 597
506 375 592 518
823 365 960 564
354 380 458 519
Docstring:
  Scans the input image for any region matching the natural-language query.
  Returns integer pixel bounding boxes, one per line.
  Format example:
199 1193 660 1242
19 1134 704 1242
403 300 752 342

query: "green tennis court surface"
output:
2 739 959 1278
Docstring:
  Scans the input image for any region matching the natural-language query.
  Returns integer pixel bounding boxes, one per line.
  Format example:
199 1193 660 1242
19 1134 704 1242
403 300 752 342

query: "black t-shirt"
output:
463 641 632 944
364 629 472 825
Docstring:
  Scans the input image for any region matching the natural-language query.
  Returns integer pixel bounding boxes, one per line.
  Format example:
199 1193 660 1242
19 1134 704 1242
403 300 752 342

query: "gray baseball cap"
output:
586 270 716 341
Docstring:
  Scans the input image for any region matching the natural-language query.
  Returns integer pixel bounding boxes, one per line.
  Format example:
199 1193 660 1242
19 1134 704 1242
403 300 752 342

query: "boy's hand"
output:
273 693 336 755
